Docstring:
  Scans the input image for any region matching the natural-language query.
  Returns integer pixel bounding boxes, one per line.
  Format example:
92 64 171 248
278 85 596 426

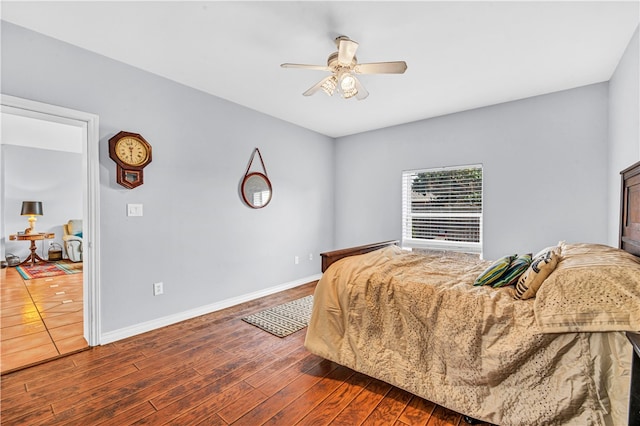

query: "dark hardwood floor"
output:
1 281 490 425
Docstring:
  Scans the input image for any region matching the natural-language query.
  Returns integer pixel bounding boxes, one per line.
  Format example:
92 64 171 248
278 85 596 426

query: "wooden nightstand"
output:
628 332 640 425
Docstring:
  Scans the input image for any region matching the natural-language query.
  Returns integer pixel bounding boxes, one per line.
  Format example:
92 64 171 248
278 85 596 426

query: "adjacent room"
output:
1 1 639 425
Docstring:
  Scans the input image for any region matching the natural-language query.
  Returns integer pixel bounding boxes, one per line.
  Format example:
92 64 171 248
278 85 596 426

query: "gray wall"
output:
3 145 83 258
334 84 609 260
2 19 637 338
1 22 334 333
608 26 640 246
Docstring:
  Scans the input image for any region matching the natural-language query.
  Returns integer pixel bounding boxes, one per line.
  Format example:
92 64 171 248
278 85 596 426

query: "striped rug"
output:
242 295 314 338
15 261 83 280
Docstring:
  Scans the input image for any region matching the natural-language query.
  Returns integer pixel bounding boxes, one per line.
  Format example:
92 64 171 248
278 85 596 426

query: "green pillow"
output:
492 254 532 288
474 254 517 286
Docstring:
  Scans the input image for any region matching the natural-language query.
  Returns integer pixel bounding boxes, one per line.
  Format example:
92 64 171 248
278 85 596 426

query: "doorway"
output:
1 95 100 372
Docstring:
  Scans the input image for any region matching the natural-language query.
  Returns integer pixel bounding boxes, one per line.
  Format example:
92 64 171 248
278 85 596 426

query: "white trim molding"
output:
100 274 321 344
1 94 102 346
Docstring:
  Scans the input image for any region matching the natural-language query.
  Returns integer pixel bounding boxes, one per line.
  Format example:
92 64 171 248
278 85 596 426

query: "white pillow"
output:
514 246 561 300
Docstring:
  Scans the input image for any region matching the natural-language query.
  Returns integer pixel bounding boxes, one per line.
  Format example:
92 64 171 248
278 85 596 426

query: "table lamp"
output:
21 201 43 234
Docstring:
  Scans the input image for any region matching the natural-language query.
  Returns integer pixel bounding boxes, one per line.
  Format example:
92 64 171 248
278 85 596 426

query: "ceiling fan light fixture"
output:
341 87 358 99
283 36 406 100
321 75 337 96
339 72 358 99
340 73 356 91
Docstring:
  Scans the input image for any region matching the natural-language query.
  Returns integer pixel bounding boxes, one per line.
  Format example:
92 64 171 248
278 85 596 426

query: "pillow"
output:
514 248 561 300
534 243 640 333
492 253 532 288
474 254 517 286
533 240 565 259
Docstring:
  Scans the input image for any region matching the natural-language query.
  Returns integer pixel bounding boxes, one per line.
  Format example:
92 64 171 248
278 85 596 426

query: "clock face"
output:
115 136 150 166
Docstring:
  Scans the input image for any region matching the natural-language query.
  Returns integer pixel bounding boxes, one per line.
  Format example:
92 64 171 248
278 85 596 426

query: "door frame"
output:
1 94 101 346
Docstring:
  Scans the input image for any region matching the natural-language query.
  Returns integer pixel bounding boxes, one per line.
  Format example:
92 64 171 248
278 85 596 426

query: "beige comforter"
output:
305 245 633 425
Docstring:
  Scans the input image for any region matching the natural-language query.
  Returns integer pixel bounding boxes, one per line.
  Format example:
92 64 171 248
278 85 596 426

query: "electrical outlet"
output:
294 256 299 265
153 282 163 296
309 253 313 261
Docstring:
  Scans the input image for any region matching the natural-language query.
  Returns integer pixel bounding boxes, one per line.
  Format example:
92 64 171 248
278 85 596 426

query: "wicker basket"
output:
48 243 63 261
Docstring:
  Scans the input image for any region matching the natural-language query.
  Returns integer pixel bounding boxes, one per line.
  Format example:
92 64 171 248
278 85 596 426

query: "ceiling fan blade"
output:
303 75 334 96
354 77 369 100
354 61 408 74
338 38 359 66
281 63 331 72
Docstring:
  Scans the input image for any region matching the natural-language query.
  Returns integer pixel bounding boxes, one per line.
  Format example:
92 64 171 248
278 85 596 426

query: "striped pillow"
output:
514 248 561 300
492 253 532 288
474 254 517 286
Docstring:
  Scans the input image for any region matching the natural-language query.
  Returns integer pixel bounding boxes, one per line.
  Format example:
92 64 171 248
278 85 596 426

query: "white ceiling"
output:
2 1 638 138
1 112 83 153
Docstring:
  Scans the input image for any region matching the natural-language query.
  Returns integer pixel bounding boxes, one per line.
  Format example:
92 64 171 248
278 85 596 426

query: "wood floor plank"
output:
1 356 77 393
0 403 55 426
0 265 87 374
137 379 254 424
361 385 413 425
1 321 48 340
96 401 157 426
262 364 355 425
4 347 145 402
50 367 201 425
232 359 338 425
209 385 269 424
133 340 228 371
0 361 140 421
398 395 437 426
149 350 271 410
0 342 59 375
193 413 228 426
256 352 325 396
243 344 311 388
330 378 393 425
1 280 475 426
427 405 466 426
295 371 373 426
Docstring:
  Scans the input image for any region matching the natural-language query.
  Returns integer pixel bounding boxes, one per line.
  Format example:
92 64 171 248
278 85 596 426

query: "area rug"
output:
242 295 314 338
15 261 83 280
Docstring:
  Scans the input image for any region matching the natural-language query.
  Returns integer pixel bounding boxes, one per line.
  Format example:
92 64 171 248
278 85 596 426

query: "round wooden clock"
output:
108 131 152 189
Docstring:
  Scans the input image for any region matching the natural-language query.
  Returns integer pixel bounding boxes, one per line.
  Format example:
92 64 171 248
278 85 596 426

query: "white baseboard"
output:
100 274 322 345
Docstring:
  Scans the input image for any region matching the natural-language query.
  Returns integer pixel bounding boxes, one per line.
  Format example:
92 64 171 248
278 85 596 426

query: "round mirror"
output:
241 172 272 208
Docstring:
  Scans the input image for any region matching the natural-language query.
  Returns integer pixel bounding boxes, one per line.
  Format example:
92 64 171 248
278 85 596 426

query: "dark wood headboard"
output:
620 160 640 257
320 240 399 272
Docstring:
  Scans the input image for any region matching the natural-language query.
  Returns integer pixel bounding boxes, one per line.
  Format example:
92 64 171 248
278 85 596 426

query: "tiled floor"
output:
0 263 88 374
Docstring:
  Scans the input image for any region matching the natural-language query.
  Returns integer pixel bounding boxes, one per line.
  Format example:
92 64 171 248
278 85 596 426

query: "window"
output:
402 164 483 254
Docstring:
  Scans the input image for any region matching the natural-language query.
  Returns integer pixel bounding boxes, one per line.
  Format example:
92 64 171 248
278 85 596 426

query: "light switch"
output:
127 204 143 217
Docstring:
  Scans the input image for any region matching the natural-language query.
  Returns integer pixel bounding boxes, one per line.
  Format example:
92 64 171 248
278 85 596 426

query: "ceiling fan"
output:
281 36 408 100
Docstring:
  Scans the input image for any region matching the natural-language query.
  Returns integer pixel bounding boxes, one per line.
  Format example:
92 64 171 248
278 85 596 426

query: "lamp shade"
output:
21 201 43 216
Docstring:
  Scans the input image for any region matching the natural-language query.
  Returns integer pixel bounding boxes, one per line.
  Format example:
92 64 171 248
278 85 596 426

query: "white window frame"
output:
402 164 483 255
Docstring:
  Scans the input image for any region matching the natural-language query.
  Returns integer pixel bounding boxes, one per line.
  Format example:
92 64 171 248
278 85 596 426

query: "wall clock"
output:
108 131 152 189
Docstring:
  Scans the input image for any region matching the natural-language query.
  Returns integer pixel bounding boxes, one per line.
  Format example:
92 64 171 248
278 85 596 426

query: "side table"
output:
8 233 55 266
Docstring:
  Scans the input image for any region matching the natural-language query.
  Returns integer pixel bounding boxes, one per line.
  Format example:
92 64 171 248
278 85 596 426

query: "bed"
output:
305 161 640 426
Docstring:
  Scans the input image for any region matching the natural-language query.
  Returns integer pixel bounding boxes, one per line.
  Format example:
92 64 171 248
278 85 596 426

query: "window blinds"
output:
402 165 483 254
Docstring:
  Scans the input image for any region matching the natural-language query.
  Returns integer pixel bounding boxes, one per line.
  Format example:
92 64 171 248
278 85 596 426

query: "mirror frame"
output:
241 171 272 209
